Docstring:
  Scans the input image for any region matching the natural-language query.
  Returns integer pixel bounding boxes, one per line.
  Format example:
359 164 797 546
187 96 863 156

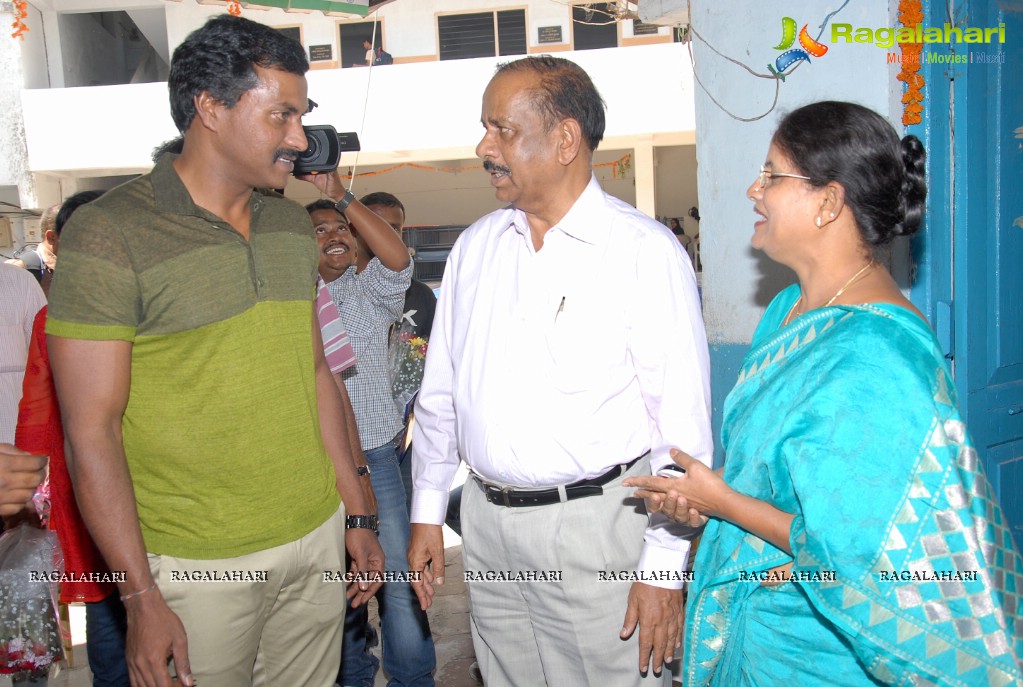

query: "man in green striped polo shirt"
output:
46 15 383 687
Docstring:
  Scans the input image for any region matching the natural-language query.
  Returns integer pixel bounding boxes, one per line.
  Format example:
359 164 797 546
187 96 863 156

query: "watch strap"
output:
346 514 380 534
334 189 357 213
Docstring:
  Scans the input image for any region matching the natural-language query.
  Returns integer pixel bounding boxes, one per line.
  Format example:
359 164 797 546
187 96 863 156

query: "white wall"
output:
0 4 31 200
21 41 695 174
19 4 50 89
692 0 898 344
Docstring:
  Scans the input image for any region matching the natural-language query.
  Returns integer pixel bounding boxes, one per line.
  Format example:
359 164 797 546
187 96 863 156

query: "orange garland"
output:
897 0 924 126
227 1 242 16
338 154 633 180
11 0 29 40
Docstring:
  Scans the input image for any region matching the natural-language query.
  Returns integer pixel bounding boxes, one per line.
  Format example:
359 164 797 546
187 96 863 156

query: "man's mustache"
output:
483 159 511 175
275 149 302 162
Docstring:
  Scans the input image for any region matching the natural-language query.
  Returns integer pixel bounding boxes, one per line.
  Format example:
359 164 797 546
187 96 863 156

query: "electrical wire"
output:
0 201 37 217
684 0 850 122
348 16 381 193
548 1 638 26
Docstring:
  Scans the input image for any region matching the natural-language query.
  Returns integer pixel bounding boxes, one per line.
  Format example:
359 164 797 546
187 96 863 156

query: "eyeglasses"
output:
756 165 811 190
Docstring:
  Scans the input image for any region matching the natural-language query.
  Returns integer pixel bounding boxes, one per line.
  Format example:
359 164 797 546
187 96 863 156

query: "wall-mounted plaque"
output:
538 25 562 44
309 44 333 62
633 20 660 36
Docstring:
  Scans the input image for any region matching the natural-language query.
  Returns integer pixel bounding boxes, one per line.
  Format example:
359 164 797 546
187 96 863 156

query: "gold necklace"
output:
784 260 878 325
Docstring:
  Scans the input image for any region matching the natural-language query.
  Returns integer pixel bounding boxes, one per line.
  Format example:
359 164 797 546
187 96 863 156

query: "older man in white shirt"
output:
0 262 46 444
408 56 712 686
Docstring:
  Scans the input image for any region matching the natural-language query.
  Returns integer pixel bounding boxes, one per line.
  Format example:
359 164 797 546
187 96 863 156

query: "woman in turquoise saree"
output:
625 101 1022 686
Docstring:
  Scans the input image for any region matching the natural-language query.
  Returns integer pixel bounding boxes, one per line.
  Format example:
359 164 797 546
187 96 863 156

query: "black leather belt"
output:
473 455 644 507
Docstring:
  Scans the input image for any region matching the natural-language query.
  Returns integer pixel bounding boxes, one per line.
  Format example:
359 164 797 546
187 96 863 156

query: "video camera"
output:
294 125 361 175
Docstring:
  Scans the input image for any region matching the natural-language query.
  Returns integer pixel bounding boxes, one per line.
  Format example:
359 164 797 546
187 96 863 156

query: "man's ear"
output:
193 91 223 132
44 229 58 245
557 118 584 166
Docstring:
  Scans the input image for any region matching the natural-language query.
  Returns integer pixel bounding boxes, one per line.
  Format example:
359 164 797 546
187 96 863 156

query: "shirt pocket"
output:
544 296 623 394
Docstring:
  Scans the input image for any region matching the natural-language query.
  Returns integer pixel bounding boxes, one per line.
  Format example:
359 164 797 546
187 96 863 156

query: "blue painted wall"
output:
708 343 750 467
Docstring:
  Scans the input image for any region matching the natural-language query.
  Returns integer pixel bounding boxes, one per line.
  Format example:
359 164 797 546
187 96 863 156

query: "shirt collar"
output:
151 154 262 220
35 242 57 270
152 154 203 217
508 175 609 247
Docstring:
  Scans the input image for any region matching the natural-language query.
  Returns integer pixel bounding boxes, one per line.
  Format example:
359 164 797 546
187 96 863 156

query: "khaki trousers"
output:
463 456 672 686
147 506 346 687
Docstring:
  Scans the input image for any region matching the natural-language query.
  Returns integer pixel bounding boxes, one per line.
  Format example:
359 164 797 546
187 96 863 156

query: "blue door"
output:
913 1 1023 542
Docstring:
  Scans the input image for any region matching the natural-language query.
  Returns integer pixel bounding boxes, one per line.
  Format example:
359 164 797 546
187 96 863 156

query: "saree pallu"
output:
685 285 1022 686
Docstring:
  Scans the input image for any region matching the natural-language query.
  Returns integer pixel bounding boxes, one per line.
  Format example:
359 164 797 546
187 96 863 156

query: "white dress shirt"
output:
411 176 712 583
0 263 46 443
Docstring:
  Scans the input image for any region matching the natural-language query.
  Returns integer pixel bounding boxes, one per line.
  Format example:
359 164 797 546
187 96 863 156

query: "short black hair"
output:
55 190 105 236
494 56 606 152
305 199 340 214
773 101 927 246
151 136 184 163
168 15 308 133
359 191 405 219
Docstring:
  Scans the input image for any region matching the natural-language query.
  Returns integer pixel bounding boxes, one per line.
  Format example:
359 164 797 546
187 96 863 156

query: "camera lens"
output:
300 136 319 163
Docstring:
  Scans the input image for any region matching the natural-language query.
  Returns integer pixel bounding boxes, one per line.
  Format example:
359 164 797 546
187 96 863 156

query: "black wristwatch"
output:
356 465 371 477
334 189 356 213
346 514 380 535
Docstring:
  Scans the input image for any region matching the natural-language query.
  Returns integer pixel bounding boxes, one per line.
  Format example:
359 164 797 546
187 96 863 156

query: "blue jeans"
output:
398 439 414 518
85 591 129 686
339 438 435 687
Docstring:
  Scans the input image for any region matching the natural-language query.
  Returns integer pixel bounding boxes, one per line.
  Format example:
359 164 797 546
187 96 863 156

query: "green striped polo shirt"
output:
47 156 341 559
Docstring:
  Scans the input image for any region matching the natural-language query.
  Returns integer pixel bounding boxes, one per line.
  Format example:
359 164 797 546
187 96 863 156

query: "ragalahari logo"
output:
768 17 829 76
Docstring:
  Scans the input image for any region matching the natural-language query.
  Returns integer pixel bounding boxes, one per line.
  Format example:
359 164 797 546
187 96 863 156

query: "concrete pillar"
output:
0 4 34 209
633 136 656 218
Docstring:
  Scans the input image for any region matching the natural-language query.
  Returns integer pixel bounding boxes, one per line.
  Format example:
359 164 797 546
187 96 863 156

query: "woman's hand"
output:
623 449 732 525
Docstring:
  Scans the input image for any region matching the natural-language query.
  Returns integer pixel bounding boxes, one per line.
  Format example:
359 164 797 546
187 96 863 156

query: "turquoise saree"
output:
685 285 1022 686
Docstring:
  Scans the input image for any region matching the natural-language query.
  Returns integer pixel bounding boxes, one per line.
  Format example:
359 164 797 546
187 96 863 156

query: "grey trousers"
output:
462 456 676 686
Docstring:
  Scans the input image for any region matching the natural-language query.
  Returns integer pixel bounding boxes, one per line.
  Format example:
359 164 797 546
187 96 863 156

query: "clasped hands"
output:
622 448 730 527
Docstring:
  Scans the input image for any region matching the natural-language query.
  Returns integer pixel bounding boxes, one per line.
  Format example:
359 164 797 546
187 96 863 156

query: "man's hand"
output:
345 528 385 607
620 582 684 676
0 443 46 517
295 169 347 202
123 589 193 687
408 523 445 610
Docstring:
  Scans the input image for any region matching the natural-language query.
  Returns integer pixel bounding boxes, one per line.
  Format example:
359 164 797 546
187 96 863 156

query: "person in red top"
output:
15 190 130 687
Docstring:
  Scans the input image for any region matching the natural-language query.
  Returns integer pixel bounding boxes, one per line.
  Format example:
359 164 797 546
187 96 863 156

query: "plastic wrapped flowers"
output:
0 524 64 680
388 321 429 410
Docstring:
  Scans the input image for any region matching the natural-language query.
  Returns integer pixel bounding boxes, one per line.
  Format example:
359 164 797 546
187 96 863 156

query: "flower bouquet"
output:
0 521 65 681
388 320 429 411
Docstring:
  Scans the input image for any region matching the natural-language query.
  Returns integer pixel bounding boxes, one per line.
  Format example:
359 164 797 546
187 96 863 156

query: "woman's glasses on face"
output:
756 165 811 190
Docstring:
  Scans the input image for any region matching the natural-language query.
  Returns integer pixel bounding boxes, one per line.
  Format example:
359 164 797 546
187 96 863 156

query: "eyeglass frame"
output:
756 165 812 190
